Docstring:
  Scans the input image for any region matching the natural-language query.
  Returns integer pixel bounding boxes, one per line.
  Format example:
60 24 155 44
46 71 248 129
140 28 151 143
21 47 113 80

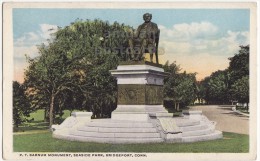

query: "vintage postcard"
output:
2 2 258 161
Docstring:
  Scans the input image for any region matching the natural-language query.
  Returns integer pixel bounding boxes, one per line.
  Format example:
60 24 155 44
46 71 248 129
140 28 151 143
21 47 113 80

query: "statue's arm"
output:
152 23 159 43
155 23 159 30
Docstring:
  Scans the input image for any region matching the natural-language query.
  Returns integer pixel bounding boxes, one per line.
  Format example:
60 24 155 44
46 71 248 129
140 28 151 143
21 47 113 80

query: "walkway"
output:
190 105 249 135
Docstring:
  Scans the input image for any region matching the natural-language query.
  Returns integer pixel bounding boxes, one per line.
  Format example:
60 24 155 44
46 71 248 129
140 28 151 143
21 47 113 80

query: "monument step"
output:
56 134 164 144
90 119 148 123
86 122 154 128
182 128 214 137
181 130 223 143
180 124 208 132
78 126 158 133
145 108 168 112
70 131 161 138
62 135 163 144
175 119 200 127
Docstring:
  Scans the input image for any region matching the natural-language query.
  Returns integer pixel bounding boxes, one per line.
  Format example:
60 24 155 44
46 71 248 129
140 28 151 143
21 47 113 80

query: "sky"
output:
13 8 250 82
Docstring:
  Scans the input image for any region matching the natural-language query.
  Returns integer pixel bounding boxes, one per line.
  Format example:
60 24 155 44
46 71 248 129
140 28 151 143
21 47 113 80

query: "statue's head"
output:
143 13 152 23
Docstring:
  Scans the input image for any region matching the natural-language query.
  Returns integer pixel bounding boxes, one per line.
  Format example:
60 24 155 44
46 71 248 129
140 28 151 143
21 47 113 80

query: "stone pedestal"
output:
110 62 169 121
52 61 222 144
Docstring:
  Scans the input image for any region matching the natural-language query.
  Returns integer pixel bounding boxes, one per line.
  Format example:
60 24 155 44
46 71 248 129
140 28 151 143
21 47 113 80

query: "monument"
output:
52 13 222 143
128 13 160 63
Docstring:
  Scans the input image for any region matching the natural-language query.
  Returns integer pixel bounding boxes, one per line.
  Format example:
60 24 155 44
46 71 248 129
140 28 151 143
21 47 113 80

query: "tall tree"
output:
204 70 230 104
228 45 249 106
163 61 181 110
24 19 132 127
163 62 197 110
228 45 249 84
13 81 32 128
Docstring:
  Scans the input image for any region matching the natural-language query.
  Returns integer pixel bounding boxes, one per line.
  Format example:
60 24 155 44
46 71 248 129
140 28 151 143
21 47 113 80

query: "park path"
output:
190 105 249 135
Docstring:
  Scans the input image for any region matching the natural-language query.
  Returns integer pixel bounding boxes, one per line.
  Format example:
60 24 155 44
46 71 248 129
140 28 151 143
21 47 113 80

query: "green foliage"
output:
13 132 248 153
196 79 208 104
176 72 197 107
228 45 249 83
230 76 249 109
228 45 249 105
13 81 33 128
205 70 230 104
199 45 249 105
24 19 132 127
163 61 197 110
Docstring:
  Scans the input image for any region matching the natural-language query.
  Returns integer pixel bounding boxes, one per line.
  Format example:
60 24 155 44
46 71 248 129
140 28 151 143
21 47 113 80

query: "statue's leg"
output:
155 52 159 64
148 45 154 63
140 39 147 61
150 53 153 63
128 39 135 60
139 47 144 61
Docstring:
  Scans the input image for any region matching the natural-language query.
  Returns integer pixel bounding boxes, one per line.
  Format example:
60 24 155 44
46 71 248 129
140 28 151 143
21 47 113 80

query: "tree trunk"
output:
44 107 48 122
49 94 55 128
174 102 177 110
177 103 180 111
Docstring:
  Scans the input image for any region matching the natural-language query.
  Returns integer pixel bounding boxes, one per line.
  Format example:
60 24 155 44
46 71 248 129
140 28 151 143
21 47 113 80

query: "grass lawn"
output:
13 132 249 153
14 110 75 132
28 109 72 121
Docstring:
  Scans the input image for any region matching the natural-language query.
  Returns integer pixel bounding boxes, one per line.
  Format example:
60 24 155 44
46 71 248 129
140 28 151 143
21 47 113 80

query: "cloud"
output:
13 24 58 83
39 24 58 40
14 32 40 47
159 21 218 42
158 21 249 80
159 22 248 56
14 46 38 59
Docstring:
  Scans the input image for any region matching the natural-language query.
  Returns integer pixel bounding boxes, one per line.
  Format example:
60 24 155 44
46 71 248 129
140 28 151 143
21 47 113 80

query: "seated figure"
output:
128 13 160 63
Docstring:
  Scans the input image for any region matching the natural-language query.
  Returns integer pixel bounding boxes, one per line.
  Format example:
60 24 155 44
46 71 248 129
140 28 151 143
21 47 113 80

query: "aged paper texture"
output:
2 2 258 161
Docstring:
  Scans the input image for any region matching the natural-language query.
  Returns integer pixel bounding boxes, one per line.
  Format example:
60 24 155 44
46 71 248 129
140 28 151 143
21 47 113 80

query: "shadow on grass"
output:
14 121 49 132
13 132 249 153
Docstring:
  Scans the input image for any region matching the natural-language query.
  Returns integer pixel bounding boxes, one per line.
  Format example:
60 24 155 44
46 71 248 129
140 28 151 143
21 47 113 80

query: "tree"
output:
25 42 82 127
196 80 208 104
13 81 32 128
230 76 249 111
228 45 249 84
228 45 249 107
163 61 180 110
199 45 249 105
163 62 197 110
24 19 132 127
202 70 230 104
175 72 197 109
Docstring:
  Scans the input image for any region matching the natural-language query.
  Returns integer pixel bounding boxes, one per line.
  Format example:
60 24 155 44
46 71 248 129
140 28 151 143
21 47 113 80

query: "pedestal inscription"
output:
118 84 163 105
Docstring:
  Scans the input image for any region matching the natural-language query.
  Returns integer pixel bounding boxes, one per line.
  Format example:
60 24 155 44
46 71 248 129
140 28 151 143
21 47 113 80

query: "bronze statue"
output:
128 13 160 63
